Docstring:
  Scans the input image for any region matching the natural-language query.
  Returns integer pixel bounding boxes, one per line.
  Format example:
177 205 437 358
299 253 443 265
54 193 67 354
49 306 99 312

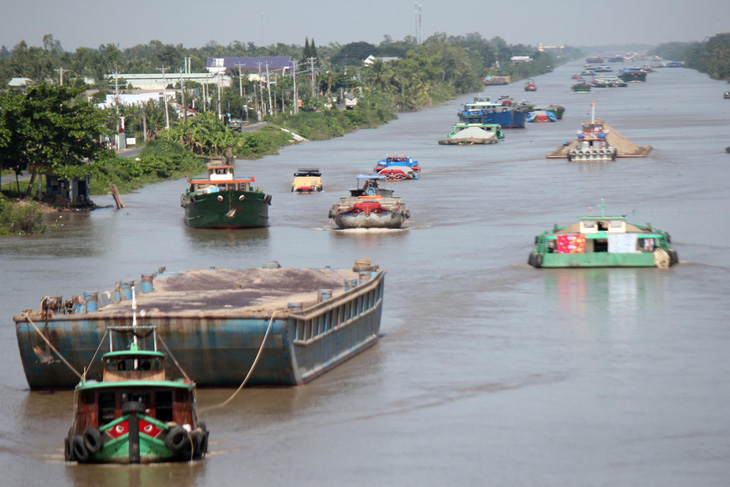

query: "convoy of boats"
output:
12 57 687 465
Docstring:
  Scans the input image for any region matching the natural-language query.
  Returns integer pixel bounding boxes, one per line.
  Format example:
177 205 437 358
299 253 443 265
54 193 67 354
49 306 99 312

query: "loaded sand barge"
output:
15 261 385 390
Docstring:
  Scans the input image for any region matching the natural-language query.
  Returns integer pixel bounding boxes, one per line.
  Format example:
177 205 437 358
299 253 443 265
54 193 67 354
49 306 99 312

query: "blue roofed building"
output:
206 56 293 80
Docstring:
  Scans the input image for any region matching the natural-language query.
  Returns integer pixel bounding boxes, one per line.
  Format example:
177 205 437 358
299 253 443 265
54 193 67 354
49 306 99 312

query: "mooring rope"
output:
23 312 83 379
82 328 109 382
199 311 279 413
157 334 192 383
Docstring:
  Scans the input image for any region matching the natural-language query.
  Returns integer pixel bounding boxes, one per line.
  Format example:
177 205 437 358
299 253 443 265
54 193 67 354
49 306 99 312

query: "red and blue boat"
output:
373 155 420 180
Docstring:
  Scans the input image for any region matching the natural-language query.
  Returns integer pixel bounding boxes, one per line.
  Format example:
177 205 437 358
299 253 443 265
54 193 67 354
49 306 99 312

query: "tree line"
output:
651 33 730 81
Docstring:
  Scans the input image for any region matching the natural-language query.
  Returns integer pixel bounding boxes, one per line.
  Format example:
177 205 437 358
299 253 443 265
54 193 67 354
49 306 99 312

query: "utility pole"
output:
257 62 265 118
217 73 222 120
414 4 422 44
292 60 298 114
260 12 264 47
54 66 68 85
265 62 273 116
178 68 187 125
308 57 317 97
157 66 170 130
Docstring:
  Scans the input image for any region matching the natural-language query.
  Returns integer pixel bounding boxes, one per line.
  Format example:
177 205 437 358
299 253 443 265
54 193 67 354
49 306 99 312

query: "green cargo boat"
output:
181 164 270 228
65 323 208 464
528 205 678 268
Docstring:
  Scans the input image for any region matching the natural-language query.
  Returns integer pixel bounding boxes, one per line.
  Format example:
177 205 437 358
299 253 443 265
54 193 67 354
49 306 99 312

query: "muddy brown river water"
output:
1 59 729 485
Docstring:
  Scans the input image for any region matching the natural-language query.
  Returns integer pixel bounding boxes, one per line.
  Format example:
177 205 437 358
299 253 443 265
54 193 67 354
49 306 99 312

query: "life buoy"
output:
165 426 191 454
502 107 508 113
216 195 224 202
238 194 245 201
72 435 89 462
83 427 103 454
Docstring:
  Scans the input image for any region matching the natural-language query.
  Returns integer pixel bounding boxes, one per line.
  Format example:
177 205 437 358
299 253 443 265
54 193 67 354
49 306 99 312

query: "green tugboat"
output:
65 306 208 464
181 164 271 228
528 201 678 268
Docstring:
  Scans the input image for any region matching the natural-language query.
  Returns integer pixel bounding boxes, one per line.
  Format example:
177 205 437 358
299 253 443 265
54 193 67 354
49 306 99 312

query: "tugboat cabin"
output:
72 349 197 434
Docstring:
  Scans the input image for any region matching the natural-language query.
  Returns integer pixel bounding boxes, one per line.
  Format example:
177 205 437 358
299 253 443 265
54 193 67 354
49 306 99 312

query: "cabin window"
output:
155 390 174 422
597 221 609 231
594 239 608 252
80 390 95 406
99 392 116 424
175 390 189 402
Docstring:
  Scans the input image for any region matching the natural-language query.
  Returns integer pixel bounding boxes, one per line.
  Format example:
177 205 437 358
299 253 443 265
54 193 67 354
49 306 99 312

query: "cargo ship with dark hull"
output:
181 165 271 229
14 262 385 390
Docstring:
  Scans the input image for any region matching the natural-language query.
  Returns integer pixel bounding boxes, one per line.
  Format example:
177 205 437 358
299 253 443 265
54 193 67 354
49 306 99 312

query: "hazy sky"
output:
2 0 728 51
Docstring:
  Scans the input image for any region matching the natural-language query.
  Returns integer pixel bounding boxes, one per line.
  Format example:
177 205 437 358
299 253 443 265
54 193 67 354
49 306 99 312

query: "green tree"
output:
0 84 111 197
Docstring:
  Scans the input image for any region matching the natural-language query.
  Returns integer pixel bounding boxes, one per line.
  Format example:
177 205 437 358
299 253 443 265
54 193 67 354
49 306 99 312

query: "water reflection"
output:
183 226 271 252
544 268 668 326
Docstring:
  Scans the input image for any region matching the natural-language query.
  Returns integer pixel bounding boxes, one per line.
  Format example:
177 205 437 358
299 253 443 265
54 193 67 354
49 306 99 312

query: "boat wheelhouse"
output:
181 164 270 228
528 204 678 269
567 104 617 162
65 324 208 464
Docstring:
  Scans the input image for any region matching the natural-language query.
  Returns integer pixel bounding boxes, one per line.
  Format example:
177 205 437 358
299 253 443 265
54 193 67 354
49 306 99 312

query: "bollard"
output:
121 280 135 300
317 289 332 303
140 274 154 293
83 292 99 312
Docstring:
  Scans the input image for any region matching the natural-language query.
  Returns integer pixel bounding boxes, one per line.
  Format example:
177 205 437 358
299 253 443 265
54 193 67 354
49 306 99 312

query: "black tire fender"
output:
72 435 89 462
64 437 74 462
83 427 103 454
165 426 190 453
121 401 146 415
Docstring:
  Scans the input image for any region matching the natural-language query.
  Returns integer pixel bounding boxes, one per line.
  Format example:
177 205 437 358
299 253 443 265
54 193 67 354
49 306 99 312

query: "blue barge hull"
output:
14 265 385 389
459 110 529 128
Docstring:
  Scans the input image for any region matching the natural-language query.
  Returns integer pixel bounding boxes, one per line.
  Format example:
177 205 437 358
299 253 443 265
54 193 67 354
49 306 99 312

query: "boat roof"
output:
208 165 235 170
579 215 626 221
103 350 166 359
356 174 386 180
76 379 193 391
189 177 255 184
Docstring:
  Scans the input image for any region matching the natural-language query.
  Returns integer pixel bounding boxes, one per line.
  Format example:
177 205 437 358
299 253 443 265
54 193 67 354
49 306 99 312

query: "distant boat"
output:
438 123 504 145
527 110 557 123
373 155 420 181
291 168 323 192
458 95 532 128
528 201 678 269
181 164 270 228
329 175 410 229
524 79 537 91
567 104 617 162
618 67 647 82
